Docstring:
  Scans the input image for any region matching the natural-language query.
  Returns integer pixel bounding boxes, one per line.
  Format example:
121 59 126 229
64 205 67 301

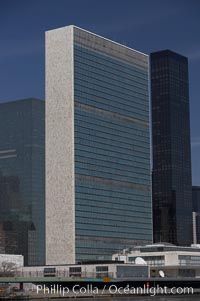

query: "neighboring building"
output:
0 254 24 268
0 99 45 265
192 186 200 244
113 243 200 277
18 262 149 279
151 50 192 246
45 25 152 265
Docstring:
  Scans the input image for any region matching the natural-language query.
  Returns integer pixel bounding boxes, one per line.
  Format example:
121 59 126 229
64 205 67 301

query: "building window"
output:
69 267 82 277
96 266 109 278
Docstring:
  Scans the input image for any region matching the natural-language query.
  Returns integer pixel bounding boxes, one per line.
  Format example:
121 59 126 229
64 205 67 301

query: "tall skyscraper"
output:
0 99 45 265
46 25 152 265
151 50 192 246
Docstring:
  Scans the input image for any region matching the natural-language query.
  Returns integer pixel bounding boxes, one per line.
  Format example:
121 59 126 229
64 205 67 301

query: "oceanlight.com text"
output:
36 284 194 297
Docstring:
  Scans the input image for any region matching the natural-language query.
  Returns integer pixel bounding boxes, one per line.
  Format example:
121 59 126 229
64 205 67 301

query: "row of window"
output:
75 121 149 147
75 68 148 98
75 127 149 153
76 246 123 256
76 169 150 185
75 162 149 180
74 63 148 93
75 157 149 175
128 256 165 266
75 135 150 159
75 106 147 129
75 191 150 205
76 228 151 240
179 255 200 266
74 36 147 69
76 240 133 251
76 224 152 238
74 45 148 81
76 212 151 234
75 91 149 122
75 110 149 137
75 152 150 174
76 180 151 197
75 106 148 135
75 85 149 112
75 134 149 159
75 189 150 203
75 199 151 219
75 80 148 117
74 47 147 75
75 143 150 163
75 205 151 222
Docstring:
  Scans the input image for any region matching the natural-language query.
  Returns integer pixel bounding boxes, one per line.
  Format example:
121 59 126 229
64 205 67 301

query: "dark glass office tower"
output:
151 50 192 246
0 98 45 265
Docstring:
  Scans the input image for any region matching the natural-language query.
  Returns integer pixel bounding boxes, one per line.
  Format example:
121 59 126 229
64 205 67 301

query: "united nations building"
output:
45 25 152 264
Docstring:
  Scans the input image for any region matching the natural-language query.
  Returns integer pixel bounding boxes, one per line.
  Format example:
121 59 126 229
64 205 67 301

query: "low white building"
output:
17 262 149 279
112 243 200 278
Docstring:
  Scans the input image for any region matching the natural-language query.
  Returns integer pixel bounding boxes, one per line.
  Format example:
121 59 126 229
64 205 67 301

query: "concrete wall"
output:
45 26 75 265
165 253 179 266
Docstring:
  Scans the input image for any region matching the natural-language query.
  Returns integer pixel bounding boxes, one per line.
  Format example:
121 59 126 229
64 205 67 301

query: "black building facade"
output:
0 99 45 265
151 50 192 246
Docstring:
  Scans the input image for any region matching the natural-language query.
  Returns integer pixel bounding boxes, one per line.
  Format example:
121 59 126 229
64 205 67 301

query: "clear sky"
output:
0 0 200 184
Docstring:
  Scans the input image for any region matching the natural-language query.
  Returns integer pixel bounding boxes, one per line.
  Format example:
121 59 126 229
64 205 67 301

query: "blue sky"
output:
0 0 200 184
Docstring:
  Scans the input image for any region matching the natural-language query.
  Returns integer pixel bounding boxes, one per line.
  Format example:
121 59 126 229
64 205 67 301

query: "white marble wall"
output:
45 26 75 265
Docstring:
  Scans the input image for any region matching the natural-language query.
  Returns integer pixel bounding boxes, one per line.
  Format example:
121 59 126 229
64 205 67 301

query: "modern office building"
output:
0 99 45 265
192 186 200 244
45 25 152 265
151 50 192 246
113 243 200 278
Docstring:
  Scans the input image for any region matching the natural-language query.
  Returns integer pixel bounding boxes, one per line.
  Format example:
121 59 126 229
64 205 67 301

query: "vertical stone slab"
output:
45 26 75 264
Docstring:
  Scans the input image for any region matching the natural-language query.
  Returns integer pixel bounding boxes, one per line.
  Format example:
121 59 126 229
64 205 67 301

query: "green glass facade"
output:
0 98 45 265
73 28 152 261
